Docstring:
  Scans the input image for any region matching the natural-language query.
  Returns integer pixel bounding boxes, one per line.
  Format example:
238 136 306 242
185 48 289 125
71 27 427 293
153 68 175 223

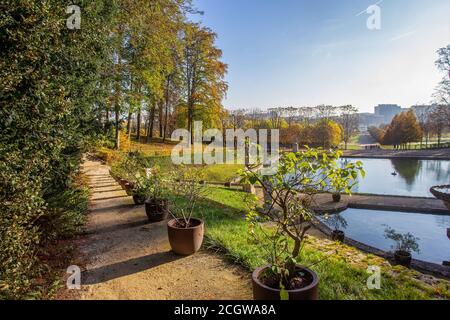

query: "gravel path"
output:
74 157 252 300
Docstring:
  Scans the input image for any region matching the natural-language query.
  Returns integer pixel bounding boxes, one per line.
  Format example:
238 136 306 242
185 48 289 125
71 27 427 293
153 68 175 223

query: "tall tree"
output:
338 105 359 150
433 45 450 126
180 23 228 143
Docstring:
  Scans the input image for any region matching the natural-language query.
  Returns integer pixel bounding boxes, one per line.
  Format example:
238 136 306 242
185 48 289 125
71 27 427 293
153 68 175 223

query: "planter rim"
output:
430 185 450 198
145 198 168 204
167 218 204 230
252 264 319 294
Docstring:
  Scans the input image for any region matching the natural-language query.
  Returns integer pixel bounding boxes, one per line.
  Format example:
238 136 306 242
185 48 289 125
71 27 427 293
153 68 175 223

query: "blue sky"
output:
191 0 450 113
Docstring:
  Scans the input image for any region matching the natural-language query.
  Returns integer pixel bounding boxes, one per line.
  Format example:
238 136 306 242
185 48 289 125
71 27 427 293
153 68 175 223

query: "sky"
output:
191 0 450 113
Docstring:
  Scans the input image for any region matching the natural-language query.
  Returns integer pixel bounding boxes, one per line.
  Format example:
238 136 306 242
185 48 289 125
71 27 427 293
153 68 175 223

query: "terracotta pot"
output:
132 194 146 205
331 230 345 242
394 250 412 267
252 265 319 300
145 198 169 222
332 193 341 203
167 218 204 255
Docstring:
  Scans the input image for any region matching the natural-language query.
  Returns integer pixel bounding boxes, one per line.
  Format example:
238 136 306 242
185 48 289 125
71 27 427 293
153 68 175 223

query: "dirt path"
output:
74 157 252 300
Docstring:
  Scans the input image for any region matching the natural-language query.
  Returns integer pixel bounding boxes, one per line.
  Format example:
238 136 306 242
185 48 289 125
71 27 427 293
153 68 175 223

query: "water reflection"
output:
321 208 450 264
343 158 450 197
390 159 421 186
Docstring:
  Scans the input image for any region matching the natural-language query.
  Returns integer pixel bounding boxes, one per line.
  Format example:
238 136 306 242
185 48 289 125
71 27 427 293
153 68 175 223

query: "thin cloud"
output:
389 31 417 42
355 0 383 17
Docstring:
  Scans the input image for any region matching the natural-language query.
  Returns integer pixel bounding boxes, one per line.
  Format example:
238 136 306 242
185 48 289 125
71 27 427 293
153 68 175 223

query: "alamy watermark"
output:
356 1 382 31
367 265 381 290
171 121 280 176
67 265 81 290
66 5 81 30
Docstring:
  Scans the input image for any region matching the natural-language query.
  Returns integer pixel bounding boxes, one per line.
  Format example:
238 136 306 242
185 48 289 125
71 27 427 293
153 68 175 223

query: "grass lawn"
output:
110 139 244 183
173 186 450 300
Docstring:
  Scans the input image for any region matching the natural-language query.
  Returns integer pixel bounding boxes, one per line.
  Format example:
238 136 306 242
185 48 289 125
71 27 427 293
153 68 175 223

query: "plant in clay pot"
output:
167 166 206 255
142 166 169 222
324 212 347 242
384 226 420 267
240 148 364 300
131 174 152 205
329 158 364 203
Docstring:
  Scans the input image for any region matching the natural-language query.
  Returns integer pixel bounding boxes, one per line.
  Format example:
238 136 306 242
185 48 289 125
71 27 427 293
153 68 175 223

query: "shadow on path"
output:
82 251 183 285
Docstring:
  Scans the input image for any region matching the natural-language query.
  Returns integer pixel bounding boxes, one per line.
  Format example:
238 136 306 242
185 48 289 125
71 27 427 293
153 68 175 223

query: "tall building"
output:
358 113 385 131
374 104 402 124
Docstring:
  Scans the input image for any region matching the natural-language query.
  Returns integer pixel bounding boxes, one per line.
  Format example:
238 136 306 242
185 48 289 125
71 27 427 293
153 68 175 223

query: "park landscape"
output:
1 0 450 301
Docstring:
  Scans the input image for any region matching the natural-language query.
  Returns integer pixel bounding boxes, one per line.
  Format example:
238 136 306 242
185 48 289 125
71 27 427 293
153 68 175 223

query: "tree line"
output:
220 105 359 149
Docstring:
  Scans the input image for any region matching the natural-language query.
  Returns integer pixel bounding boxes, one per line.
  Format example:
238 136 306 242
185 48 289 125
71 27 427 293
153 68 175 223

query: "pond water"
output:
343 158 450 198
321 208 450 264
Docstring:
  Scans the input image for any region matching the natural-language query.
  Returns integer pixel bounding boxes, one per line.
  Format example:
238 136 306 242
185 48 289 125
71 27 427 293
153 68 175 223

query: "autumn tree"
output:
383 111 423 149
368 126 385 144
312 119 342 148
179 23 228 144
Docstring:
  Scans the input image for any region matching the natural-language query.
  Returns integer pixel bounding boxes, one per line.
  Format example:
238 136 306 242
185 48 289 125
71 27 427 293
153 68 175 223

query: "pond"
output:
321 208 450 265
343 158 450 198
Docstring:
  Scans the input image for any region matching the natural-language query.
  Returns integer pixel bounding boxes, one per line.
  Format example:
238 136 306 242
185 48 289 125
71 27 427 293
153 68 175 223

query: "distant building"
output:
411 105 435 120
374 104 403 124
358 113 385 131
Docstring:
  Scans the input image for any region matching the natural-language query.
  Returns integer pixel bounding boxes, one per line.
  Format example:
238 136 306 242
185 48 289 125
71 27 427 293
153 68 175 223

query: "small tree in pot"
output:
324 213 347 242
131 175 151 205
240 148 364 300
167 166 206 255
142 166 169 222
384 226 420 267
329 159 363 202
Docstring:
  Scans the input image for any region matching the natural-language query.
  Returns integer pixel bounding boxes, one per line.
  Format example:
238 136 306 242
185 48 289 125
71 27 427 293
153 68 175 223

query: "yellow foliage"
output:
119 130 131 152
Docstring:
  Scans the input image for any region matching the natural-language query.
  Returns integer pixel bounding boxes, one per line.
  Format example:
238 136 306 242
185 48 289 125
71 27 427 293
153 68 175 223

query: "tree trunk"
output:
146 107 155 143
158 100 164 138
105 108 110 133
126 109 132 141
163 76 170 143
137 109 141 142
114 106 120 150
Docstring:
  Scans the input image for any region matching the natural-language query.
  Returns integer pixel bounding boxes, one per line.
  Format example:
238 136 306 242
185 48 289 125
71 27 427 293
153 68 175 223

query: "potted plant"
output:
240 148 364 300
384 226 420 267
328 160 363 203
167 167 206 255
131 175 150 205
143 166 169 222
325 213 347 242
